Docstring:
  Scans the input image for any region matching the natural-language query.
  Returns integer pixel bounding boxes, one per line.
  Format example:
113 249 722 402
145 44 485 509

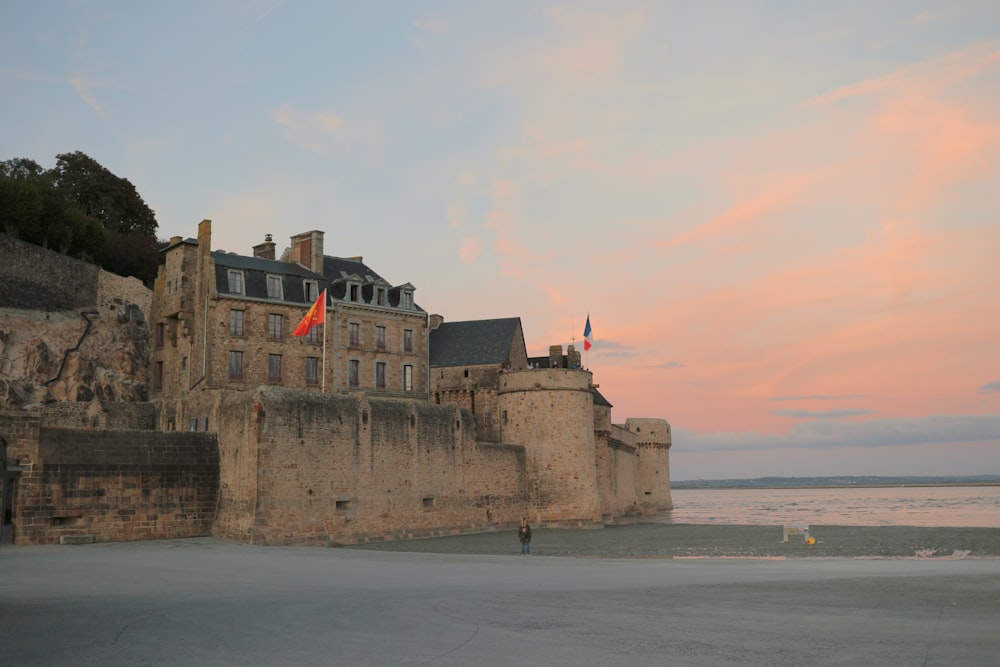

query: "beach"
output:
349 523 1000 559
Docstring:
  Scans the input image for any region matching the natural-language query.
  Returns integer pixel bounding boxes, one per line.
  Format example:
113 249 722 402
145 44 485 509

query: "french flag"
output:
583 315 593 351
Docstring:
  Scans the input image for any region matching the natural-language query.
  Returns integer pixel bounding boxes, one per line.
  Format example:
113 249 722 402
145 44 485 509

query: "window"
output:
349 359 360 387
304 280 318 303
229 309 244 336
227 270 245 294
404 364 413 392
306 357 319 385
402 291 412 309
266 275 283 299
349 284 359 302
155 323 165 348
306 324 320 344
403 329 413 353
153 361 163 389
349 322 360 347
376 325 386 350
376 362 386 389
268 354 282 383
268 313 282 341
376 287 386 306
228 351 244 380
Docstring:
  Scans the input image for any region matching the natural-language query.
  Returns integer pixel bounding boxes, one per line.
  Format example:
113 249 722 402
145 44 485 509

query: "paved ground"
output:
2 527 999 666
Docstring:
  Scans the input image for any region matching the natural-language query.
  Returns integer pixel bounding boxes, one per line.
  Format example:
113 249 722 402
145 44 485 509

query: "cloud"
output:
771 409 875 419
802 42 1000 109
70 76 106 116
980 381 1000 394
769 395 865 401
655 361 685 369
457 236 482 264
673 414 1000 452
270 103 350 154
586 339 635 359
413 18 450 34
446 204 465 228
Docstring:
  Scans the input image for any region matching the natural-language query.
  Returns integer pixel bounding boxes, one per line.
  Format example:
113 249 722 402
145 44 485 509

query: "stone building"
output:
1 223 672 546
428 317 672 527
150 220 428 430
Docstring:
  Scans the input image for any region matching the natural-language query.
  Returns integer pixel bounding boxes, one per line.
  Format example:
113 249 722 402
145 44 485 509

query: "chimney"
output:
253 233 276 260
197 219 212 259
429 314 444 330
288 230 325 274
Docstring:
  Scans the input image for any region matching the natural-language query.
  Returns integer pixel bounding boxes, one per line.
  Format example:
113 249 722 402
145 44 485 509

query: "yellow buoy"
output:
806 535 816 545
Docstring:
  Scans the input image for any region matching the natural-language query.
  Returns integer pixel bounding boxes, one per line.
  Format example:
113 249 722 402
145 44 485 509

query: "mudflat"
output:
349 523 1000 559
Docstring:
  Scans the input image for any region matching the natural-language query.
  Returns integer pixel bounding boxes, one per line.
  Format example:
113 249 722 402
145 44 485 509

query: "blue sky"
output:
3 1 999 479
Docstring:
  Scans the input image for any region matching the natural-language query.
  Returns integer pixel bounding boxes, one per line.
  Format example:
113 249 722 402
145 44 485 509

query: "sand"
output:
349 523 1000 559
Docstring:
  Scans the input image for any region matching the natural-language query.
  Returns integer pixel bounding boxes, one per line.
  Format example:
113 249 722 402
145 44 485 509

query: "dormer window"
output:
227 270 245 295
376 287 387 306
304 280 318 303
401 290 413 309
266 275 283 300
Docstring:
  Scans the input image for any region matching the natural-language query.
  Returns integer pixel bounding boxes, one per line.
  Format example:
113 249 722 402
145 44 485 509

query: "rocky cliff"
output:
0 304 149 409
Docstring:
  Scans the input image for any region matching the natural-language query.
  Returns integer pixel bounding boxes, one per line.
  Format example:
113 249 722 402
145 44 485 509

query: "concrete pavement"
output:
2 536 1000 666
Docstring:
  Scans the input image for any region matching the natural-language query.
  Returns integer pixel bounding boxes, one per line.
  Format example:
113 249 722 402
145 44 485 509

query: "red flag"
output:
292 289 326 336
583 314 593 351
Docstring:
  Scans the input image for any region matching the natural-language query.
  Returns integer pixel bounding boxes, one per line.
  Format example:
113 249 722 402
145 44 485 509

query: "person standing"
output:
518 516 532 556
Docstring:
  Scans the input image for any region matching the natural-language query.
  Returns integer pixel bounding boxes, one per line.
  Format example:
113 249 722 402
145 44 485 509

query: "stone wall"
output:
624 418 673 511
1 235 153 409
499 369 604 526
98 270 153 323
0 411 219 545
0 234 99 311
211 387 529 545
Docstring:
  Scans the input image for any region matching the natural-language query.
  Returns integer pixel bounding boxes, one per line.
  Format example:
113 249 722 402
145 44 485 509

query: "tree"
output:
49 151 157 236
1 152 164 284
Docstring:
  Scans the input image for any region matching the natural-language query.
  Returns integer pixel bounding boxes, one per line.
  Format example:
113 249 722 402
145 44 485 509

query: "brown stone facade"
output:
150 221 429 432
0 409 218 545
206 387 528 545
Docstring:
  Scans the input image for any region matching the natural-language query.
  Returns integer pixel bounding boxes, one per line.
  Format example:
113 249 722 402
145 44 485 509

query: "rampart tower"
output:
498 368 603 526
625 417 673 511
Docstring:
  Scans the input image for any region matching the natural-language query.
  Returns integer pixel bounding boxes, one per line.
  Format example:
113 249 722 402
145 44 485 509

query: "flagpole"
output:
321 293 327 392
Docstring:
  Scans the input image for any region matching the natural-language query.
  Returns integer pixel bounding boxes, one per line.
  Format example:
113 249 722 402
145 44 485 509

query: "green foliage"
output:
0 151 165 284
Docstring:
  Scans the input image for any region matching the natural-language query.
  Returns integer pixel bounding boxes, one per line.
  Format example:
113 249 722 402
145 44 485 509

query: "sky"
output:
2 1 999 480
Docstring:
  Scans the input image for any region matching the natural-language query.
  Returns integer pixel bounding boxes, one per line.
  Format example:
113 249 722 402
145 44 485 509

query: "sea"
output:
658 485 1000 528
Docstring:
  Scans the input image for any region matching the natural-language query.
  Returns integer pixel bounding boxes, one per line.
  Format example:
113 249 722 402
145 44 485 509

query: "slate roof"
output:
429 317 523 368
211 250 422 311
591 387 612 408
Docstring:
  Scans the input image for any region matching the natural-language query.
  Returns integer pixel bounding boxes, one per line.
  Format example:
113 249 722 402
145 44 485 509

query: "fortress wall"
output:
432 365 504 442
625 418 673 511
97 270 153 323
11 426 218 545
212 390 262 542
214 387 528 546
39 401 157 431
499 369 603 526
593 403 613 518
0 234 99 311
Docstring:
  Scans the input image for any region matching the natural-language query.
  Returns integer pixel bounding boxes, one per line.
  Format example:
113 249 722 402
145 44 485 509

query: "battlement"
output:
624 417 672 448
498 368 594 394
